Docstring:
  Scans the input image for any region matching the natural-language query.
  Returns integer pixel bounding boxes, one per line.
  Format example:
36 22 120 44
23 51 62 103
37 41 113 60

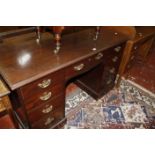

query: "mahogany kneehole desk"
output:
0 28 130 128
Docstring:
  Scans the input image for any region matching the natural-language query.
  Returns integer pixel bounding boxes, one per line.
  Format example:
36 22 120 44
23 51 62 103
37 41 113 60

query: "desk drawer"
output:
103 45 124 65
24 84 64 110
101 68 116 90
31 105 65 129
65 52 104 80
20 70 64 98
27 95 64 124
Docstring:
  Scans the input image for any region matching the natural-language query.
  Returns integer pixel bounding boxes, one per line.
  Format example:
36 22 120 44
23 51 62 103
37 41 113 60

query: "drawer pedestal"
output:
75 44 125 99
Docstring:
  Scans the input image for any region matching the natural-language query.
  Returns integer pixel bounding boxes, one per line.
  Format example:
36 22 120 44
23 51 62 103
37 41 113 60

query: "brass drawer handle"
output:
42 105 53 114
109 68 116 74
114 46 121 52
38 79 51 88
39 92 52 101
95 53 103 60
74 63 85 71
112 56 118 62
44 117 54 126
92 47 97 51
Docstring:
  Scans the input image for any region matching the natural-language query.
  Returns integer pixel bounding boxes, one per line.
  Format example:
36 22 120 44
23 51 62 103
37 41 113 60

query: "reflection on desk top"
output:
0 28 130 90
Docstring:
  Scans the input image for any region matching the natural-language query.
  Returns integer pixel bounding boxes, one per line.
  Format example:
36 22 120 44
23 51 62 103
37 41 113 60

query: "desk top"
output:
0 28 130 90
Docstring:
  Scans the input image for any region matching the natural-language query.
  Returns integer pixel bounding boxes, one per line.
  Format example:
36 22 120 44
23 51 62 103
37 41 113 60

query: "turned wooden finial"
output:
52 26 64 54
94 26 100 40
36 26 42 44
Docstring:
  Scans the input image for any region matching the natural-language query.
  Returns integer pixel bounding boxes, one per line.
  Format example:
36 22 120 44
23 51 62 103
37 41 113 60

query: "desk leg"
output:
116 40 134 87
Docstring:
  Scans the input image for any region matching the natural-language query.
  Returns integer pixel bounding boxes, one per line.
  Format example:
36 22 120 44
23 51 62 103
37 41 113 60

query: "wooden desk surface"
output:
0 28 130 90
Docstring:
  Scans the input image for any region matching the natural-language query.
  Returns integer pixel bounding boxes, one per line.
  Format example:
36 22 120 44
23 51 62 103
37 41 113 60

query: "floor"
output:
65 81 155 129
64 48 155 129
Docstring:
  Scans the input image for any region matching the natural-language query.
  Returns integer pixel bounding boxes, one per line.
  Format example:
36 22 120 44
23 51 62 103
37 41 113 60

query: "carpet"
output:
64 80 155 129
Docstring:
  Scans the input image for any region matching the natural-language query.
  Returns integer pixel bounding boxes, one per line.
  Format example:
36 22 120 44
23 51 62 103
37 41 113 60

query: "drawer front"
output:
105 54 122 71
65 52 104 80
103 45 124 66
27 95 65 124
24 84 65 110
103 45 124 78
101 68 116 93
20 70 65 98
31 105 65 129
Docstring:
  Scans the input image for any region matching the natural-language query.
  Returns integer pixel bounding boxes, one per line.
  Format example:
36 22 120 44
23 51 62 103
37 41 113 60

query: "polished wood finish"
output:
27 95 64 124
0 27 36 42
104 26 136 40
31 105 65 129
20 70 64 95
76 43 125 99
0 28 130 90
116 40 134 86
0 27 134 128
65 52 104 80
47 26 92 53
21 84 64 110
0 26 19 33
